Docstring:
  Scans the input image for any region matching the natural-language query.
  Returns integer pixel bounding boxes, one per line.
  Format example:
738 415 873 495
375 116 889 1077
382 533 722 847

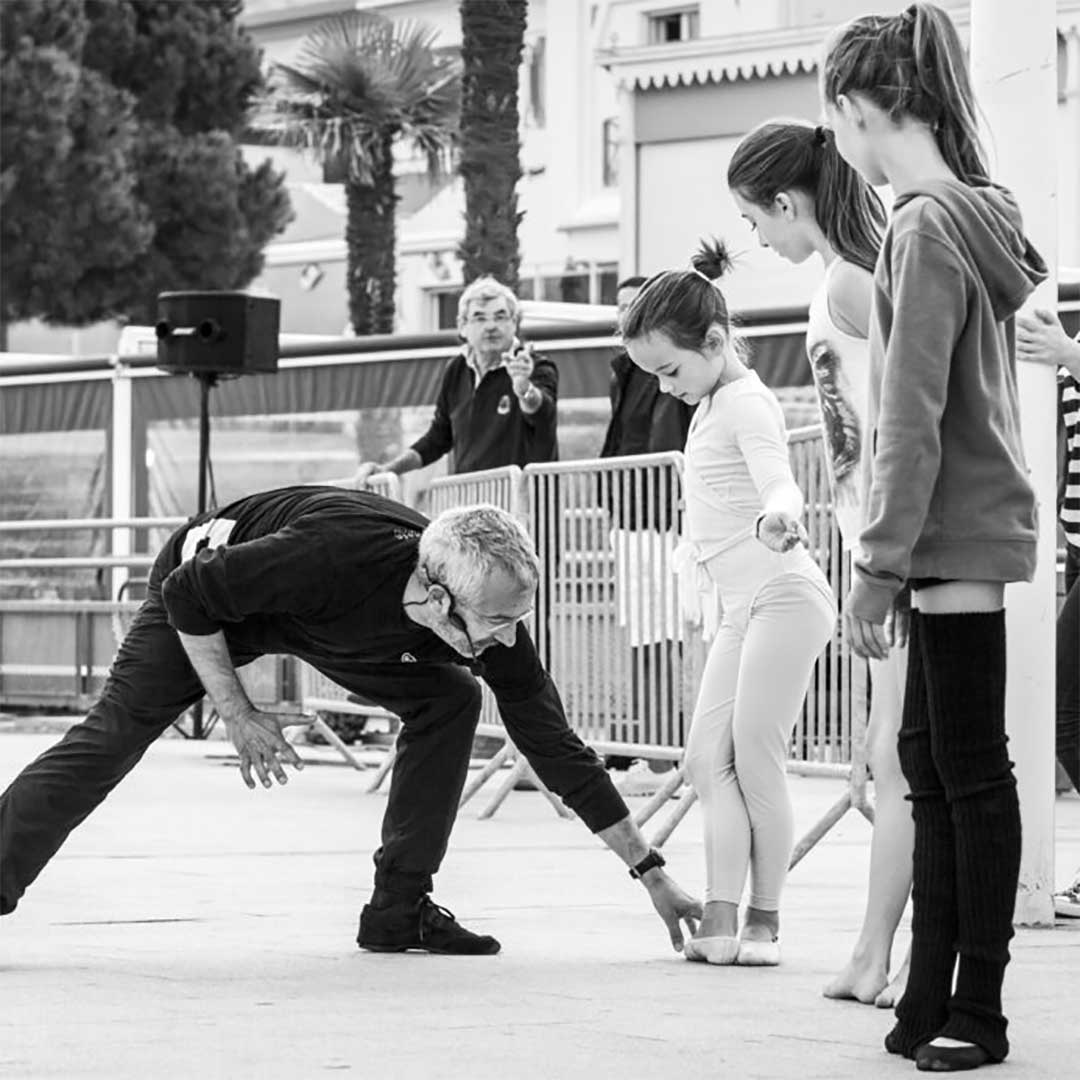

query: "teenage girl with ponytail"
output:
620 249 835 968
822 3 1046 1070
727 120 913 1009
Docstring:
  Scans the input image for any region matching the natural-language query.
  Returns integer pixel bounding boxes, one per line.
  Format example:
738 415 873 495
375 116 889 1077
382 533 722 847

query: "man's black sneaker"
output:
357 896 501 955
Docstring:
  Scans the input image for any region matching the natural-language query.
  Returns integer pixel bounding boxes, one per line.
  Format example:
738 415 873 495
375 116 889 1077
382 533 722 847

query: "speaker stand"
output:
183 372 219 741
197 372 218 516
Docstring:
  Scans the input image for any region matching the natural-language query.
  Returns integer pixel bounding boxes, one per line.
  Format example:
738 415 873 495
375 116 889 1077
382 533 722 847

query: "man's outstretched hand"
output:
642 871 702 951
222 708 309 790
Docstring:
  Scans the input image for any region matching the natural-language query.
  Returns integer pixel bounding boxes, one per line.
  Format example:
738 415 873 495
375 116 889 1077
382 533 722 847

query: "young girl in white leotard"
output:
622 256 835 967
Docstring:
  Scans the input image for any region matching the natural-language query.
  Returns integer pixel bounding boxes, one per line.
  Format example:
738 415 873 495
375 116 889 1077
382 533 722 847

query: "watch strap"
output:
629 848 666 880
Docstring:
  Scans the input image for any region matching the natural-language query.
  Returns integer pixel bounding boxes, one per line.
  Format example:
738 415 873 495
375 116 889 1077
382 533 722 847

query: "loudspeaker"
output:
155 291 280 376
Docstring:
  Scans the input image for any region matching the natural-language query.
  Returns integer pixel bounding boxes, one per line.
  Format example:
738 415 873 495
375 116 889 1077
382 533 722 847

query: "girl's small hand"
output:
1017 309 1080 379
755 511 808 553
845 610 890 660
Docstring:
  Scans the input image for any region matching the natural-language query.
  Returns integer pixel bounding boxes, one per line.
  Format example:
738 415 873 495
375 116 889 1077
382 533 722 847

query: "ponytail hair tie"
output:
814 124 828 145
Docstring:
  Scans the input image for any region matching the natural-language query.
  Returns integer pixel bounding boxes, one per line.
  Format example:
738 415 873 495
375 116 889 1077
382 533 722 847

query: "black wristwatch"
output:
629 848 666 880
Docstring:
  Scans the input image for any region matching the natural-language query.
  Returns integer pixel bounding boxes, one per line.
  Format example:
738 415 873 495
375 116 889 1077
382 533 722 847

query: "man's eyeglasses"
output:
466 311 513 326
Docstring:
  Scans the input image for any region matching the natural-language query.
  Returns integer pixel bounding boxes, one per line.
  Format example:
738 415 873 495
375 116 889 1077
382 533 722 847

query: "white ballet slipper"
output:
683 935 739 965
736 936 781 966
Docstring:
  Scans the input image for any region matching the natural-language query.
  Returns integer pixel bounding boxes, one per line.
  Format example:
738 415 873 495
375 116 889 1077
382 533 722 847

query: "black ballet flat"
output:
915 1042 993 1072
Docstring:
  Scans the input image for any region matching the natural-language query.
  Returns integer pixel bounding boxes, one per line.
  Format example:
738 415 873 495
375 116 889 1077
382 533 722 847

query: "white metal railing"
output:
0 517 187 532
312 471 402 503
0 515 186 582
426 465 525 519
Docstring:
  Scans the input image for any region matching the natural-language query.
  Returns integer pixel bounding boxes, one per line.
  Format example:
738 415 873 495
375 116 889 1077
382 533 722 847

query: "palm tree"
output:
458 0 527 290
257 12 460 335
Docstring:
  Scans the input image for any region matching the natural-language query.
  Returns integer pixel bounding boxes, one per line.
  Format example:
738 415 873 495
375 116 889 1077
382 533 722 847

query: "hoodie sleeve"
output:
849 229 968 623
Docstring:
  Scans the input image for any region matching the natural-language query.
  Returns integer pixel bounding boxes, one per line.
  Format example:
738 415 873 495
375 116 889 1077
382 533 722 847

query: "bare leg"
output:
824 646 914 1004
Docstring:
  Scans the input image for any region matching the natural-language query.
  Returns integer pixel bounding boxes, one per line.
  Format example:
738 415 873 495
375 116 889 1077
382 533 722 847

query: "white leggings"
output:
684 571 835 910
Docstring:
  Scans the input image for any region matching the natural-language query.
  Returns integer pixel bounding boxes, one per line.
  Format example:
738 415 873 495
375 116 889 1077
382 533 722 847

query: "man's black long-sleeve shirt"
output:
410 351 559 474
160 486 625 832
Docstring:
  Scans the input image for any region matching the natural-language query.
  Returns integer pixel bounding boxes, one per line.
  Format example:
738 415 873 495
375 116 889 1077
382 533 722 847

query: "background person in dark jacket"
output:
601 277 694 780
0 489 700 956
601 276 694 467
355 277 558 483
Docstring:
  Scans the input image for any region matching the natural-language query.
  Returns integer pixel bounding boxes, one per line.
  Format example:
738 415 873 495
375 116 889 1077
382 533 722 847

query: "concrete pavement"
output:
1 730 1078 1080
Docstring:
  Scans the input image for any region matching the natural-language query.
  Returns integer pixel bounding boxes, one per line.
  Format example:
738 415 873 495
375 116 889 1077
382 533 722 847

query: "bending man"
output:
0 487 700 955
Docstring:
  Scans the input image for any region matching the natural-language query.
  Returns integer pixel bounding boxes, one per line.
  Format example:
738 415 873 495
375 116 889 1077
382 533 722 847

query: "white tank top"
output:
805 259 871 551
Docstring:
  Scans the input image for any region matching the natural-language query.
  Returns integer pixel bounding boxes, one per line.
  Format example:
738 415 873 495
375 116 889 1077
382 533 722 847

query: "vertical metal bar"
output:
643 463 657 749
616 465 630 743
632 464 644 742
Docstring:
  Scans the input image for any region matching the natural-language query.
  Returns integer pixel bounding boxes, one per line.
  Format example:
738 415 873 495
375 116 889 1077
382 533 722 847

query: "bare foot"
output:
874 954 909 1009
823 955 889 1004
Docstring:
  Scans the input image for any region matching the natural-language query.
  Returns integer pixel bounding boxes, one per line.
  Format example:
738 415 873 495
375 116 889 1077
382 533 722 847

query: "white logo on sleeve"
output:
180 517 238 562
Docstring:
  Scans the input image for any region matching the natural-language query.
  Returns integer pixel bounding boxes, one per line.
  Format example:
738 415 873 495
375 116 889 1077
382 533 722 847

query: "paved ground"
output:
1 727 1078 1080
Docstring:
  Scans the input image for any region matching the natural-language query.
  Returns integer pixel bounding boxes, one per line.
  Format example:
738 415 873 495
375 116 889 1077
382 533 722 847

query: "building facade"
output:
7 0 1077 349
598 0 1080 313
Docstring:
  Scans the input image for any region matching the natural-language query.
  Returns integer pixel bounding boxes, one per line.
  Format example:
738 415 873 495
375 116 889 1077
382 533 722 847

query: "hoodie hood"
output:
894 179 1047 320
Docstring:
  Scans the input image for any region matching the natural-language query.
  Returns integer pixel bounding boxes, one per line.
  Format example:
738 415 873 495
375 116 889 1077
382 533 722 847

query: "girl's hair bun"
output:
691 237 735 281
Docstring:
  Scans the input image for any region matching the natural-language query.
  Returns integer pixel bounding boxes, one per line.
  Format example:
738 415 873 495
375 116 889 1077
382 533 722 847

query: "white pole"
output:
1062 30 1080 267
110 360 133 602
969 0 1059 927
616 81 638 276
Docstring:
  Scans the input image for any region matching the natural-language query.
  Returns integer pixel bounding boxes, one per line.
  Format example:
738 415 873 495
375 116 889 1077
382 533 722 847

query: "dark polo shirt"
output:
410 351 558 474
161 485 627 833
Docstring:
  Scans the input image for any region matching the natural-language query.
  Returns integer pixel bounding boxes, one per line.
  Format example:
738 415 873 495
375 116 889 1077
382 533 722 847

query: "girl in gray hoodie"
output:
822 2 1046 1072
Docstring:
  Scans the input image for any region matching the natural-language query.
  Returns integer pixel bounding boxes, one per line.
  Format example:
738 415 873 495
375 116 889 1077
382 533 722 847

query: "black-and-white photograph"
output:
1 1 1078 1076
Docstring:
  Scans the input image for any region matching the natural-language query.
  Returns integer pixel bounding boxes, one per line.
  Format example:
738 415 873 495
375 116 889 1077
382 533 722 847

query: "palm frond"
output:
250 8 461 183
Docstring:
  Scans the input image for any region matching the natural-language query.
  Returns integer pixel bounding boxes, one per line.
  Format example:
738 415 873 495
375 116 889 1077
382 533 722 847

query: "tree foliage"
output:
1 0 152 324
257 11 459 335
457 0 527 290
1 0 293 328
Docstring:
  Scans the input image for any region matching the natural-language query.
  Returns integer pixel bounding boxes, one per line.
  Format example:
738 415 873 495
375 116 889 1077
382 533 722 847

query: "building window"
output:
597 264 620 306
602 118 619 187
647 7 700 44
540 271 590 305
434 288 464 330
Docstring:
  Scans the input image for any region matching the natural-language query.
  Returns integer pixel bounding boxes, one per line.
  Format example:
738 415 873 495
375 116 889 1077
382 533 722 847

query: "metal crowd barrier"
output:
310 471 402 503
427 465 525 520
1 442 867 846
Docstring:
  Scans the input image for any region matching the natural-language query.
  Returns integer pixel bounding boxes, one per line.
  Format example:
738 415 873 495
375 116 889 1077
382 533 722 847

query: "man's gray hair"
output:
456 276 520 324
419 504 539 605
